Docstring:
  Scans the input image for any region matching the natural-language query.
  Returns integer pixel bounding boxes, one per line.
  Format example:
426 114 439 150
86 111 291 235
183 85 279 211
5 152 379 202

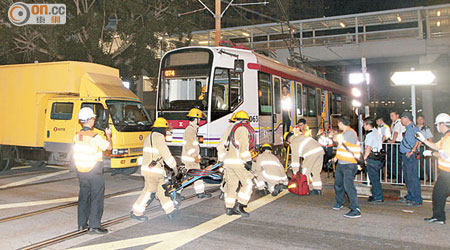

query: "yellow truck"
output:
0 61 152 172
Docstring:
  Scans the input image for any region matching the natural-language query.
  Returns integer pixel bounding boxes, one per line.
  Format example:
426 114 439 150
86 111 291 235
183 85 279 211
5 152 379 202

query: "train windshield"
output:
106 100 152 132
158 48 213 111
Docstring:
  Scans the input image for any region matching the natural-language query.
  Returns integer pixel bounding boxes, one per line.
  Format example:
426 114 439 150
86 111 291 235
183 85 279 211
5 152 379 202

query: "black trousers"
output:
282 111 291 133
335 163 360 210
77 172 105 228
432 171 450 221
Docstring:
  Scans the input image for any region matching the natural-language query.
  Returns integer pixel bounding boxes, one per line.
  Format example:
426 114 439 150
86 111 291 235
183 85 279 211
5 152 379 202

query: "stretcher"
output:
162 163 222 207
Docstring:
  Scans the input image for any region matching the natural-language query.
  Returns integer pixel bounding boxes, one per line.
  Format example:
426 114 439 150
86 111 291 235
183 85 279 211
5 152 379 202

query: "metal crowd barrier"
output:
354 143 438 187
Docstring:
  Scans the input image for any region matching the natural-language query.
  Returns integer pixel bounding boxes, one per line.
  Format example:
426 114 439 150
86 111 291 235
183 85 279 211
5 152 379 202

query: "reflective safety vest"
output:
281 94 292 111
438 133 450 172
336 129 361 164
294 125 312 137
73 130 103 173
318 128 334 147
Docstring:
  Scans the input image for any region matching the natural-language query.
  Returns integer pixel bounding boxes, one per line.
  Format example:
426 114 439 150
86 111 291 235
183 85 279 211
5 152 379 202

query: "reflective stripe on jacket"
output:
438 134 450 172
181 122 200 164
223 126 251 168
290 135 324 168
141 132 176 173
73 130 103 173
253 151 287 182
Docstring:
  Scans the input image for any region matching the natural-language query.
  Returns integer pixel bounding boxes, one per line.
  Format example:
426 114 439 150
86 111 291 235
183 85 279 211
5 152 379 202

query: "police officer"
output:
221 111 254 217
73 107 112 234
294 118 312 137
182 108 211 199
376 117 391 142
417 114 434 182
130 117 178 221
363 118 384 204
285 131 324 195
317 121 334 170
398 112 422 206
253 144 288 196
333 115 361 218
417 113 450 224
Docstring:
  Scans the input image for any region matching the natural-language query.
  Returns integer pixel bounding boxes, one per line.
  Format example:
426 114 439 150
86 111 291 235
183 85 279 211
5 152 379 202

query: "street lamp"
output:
391 69 436 123
349 73 371 85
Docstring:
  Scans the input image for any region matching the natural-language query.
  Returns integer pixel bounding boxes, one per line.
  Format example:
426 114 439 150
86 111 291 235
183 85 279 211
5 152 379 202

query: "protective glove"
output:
439 150 450 161
218 161 224 167
194 156 201 163
172 167 178 177
414 132 426 142
423 150 432 157
244 161 252 171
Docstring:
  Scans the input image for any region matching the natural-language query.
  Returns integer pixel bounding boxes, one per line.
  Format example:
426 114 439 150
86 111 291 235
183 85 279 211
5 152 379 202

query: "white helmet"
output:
78 107 95 122
435 113 450 125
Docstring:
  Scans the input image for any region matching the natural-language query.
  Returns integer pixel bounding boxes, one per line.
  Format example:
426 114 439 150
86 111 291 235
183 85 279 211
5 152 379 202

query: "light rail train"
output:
155 46 351 161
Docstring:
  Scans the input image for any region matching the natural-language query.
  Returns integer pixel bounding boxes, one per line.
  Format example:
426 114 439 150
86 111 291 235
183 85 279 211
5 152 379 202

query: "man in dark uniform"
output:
73 107 112 234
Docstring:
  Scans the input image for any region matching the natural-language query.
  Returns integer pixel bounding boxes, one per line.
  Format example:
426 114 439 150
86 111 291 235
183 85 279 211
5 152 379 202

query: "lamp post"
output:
349 63 370 143
391 69 435 123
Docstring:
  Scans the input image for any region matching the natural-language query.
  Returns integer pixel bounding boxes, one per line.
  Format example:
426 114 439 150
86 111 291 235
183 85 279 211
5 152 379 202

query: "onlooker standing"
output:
376 117 391 142
317 121 334 171
363 118 384 204
388 111 405 182
399 112 422 206
333 116 361 218
417 115 434 182
417 113 450 224
281 85 292 134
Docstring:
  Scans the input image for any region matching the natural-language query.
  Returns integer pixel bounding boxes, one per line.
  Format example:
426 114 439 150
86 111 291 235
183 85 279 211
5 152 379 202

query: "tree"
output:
0 0 193 79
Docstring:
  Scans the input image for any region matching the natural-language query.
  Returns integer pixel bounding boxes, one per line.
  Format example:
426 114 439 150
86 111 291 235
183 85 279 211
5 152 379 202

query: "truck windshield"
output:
106 100 152 132
159 77 209 110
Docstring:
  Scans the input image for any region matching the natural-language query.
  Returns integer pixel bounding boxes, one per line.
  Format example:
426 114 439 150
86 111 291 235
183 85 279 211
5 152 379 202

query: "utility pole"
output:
215 0 221 46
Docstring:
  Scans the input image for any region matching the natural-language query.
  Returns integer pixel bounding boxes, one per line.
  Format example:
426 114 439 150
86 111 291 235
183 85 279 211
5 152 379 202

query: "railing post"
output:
312 29 316 45
355 17 359 44
299 23 303 47
418 9 424 39
250 28 254 49
425 9 431 39
363 24 367 42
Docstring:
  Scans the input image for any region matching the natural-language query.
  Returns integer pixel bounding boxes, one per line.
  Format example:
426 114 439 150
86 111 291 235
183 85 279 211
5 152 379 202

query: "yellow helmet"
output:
153 117 169 128
261 143 272 152
187 108 205 119
234 110 249 121
284 131 293 141
251 150 259 158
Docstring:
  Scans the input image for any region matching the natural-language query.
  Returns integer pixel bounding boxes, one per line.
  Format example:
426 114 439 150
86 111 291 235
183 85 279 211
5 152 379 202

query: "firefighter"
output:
317 121 334 170
417 113 450 224
221 110 254 217
73 107 112 234
253 144 288 196
217 112 238 200
182 108 211 199
130 117 178 221
285 131 325 195
294 118 312 137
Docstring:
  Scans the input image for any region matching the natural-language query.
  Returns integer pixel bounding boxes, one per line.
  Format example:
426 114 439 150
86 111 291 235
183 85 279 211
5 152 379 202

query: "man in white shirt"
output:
376 117 391 142
388 111 405 182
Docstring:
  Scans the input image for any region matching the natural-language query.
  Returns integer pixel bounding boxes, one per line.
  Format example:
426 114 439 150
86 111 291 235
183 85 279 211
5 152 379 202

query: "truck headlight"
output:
112 148 129 155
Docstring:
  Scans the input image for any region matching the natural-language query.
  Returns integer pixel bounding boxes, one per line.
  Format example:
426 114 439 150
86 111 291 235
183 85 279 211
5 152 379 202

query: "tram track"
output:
0 187 143 223
19 187 221 250
0 169 61 180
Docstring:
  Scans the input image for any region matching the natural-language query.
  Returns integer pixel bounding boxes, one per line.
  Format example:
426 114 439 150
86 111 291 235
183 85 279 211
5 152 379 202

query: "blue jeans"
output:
367 159 384 201
335 163 360 210
401 153 423 204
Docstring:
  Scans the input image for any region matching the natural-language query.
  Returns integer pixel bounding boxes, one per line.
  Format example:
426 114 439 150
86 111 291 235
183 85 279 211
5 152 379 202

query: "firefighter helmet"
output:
229 112 238 122
187 108 205 119
234 110 249 121
261 143 273 152
153 117 169 128
284 131 293 142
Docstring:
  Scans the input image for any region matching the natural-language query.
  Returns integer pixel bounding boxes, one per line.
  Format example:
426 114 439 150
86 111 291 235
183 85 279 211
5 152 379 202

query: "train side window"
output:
295 82 302 116
258 72 272 115
273 78 281 114
230 69 243 110
303 85 316 117
51 102 74 120
335 94 342 114
81 103 107 130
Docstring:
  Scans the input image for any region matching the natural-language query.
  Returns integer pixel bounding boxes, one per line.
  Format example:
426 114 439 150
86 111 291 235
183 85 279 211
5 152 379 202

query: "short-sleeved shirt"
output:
417 125 433 140
377 123 391 141
365 129 383 152
399 123 419 154
339 128 359 165
392 119 405 142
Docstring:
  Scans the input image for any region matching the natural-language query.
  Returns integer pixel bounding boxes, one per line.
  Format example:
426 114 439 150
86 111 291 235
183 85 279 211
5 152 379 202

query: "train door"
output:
316 88 322 130
294 82 303 124
273 77 283 145
258 72 273 144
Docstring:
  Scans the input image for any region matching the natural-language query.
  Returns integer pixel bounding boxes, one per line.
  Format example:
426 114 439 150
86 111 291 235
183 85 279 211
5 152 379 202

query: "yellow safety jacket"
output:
181 122 200 166
335 128 361 164
438 133 450 172
142 132 177 175
73 130 103 173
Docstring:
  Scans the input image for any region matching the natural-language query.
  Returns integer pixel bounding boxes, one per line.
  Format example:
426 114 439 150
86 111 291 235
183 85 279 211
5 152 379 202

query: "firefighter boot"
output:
197 192 212 199
271 184 283 196
226 207 238 216
234 203 250 217
130 211 149 221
